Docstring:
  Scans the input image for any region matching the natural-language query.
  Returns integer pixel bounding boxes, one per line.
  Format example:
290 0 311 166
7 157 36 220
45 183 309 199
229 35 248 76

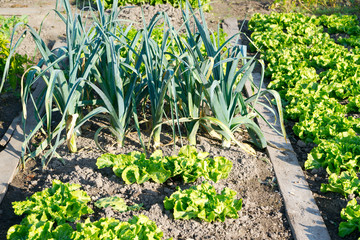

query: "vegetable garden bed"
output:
3 0 359 239
0 0 295 239
0 131 292 239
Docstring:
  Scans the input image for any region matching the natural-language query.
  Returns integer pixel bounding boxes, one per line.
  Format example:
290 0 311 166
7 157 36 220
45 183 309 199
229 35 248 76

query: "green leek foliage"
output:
2 0 284 166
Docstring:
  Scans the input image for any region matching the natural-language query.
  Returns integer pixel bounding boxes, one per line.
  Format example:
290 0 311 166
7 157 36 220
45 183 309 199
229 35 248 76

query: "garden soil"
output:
0 124 293 239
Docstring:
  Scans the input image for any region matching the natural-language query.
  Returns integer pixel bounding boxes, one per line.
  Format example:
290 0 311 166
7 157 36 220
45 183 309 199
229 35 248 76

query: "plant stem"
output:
66 114 79 153
222 138 232 149
188 122 200 146
153 124 162 149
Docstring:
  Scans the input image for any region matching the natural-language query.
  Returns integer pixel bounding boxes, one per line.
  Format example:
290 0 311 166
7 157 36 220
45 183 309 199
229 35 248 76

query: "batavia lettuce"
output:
164 182 242 222
339 198 360 237
250 12 360 237
95 196 143 212
7 180 170 240
11 179 93 224
72 215 170 240
96 145 233 184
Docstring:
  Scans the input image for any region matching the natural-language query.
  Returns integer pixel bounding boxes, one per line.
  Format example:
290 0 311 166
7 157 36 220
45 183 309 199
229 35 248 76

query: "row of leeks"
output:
0 0 285 167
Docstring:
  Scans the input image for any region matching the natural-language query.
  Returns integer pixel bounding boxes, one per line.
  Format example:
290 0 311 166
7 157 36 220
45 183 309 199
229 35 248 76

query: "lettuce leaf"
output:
72 215 169 240
164 182 242 222
95 196 143 212
12 180 93 225
320 171 360 197
339 199 360 237
96 145 233 184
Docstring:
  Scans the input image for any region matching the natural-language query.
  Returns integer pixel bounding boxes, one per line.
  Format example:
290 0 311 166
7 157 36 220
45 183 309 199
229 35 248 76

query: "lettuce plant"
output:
8 214 169 240
7 180 170 240
249 12 360 168
305 136 360 175
11 179 93 224
7 180 93 239
96 145 232 184
95 196 143 212
249 12 360 237
7 216 75 240
339 199 360 238
164 181 242 222
320 171 360 197
73 215 171 240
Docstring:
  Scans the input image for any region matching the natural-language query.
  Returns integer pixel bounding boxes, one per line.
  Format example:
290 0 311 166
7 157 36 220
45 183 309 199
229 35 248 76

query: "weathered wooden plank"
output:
0 115 20 147
246 73 331 240
0 120 23 203
0 72 46 204
222 17 330 240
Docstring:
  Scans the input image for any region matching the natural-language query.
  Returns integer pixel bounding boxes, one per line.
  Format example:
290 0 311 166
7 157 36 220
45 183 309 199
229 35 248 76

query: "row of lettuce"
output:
249 12 360 238
7 146 242 239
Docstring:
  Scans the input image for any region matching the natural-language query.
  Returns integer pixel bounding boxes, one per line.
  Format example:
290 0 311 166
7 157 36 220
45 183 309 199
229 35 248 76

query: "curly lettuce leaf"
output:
305 136 360 175
12 180 93 224
72 215 169 240
164 182 242 222
95 196 143 212
320 171 360 197
7 215 74 240
96 145 232 184
339 198 360 237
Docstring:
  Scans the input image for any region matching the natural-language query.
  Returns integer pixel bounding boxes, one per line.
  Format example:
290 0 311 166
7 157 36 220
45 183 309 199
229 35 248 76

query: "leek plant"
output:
164 5 225 146
171 54 203 146
180 1 286 150
86 0 143 147
1 0 118 165
140 12 175 148
20 0 105 164
169 49 206 145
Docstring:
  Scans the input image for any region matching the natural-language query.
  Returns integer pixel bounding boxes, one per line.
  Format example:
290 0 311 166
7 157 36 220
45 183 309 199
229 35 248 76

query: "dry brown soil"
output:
0 126 293 239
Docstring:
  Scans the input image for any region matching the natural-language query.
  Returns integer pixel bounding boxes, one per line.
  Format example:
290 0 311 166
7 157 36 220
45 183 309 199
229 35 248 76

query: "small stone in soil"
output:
104 207 114 217
95 177 103 188
296 140 306 148
163 187 172 195
311 168 320 174
349 194 356 199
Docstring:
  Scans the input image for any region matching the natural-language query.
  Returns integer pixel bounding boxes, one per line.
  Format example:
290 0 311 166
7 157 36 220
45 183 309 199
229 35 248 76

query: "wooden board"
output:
222 18 330 240
246 73 331 240
0 73 46 204
0 116 20 147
